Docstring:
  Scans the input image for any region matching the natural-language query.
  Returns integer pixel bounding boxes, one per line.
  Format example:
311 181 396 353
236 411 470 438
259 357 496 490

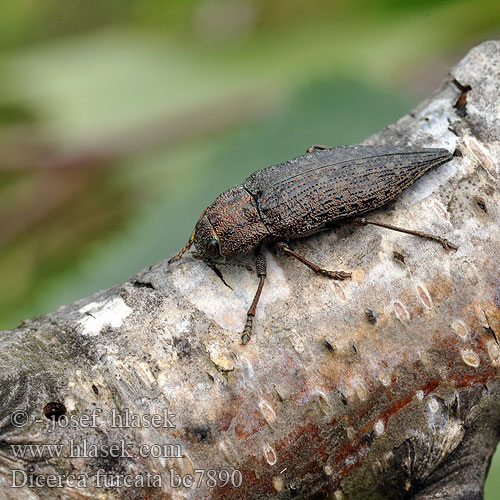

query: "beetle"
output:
169 145 456 344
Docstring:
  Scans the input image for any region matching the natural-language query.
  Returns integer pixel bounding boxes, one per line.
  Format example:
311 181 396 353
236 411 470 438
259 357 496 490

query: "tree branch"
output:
1 40 499 500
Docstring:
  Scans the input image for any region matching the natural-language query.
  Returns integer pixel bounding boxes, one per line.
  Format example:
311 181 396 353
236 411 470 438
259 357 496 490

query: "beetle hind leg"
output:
349 218 458 251
276 242 351 280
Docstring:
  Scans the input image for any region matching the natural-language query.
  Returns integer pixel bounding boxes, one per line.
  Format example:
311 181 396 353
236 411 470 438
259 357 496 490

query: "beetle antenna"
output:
168 228 196 264
169 208 210 264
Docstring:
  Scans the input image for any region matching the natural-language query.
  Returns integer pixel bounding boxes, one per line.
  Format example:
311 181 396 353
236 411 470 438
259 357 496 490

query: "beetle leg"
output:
306 144 333 153
276 242 351 280
349 217 458 251
207 262 233 289
241 250 267 345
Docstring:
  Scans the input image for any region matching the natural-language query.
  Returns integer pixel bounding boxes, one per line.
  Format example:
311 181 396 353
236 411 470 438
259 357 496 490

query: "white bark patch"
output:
461 349 480 368
452 319 469 340
259 400 278 427
416 283 433 309
374 420 385 436
264 444 277 465
488 340 500 367
77 298 132 336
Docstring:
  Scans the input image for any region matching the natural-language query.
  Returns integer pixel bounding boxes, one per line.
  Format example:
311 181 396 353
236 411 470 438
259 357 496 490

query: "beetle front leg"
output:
276 242 351 280
349 218 458 251
241 250 267 345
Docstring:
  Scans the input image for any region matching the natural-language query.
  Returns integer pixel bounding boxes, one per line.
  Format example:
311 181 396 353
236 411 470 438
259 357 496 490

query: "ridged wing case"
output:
243 146 452 238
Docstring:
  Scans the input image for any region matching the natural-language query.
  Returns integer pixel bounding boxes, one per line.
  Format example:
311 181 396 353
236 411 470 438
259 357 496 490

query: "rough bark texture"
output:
1 40 500 500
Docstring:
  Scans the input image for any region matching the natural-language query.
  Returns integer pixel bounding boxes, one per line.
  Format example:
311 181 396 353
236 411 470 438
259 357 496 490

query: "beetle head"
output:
168 185 268 265
193 215 224 263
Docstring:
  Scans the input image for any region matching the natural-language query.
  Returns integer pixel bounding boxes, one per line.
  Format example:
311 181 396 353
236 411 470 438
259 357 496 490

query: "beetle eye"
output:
206 239 220 259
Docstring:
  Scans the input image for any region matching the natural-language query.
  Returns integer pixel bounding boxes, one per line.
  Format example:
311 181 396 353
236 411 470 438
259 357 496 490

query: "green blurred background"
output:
0 0 499 495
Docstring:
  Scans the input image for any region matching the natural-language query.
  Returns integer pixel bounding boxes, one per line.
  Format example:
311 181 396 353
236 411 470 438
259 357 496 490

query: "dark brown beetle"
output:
169 145 456 344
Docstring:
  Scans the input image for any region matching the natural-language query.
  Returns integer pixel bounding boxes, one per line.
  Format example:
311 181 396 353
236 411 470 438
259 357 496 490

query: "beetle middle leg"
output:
241 249 267 345
349 217 458 250
276 242 351 280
